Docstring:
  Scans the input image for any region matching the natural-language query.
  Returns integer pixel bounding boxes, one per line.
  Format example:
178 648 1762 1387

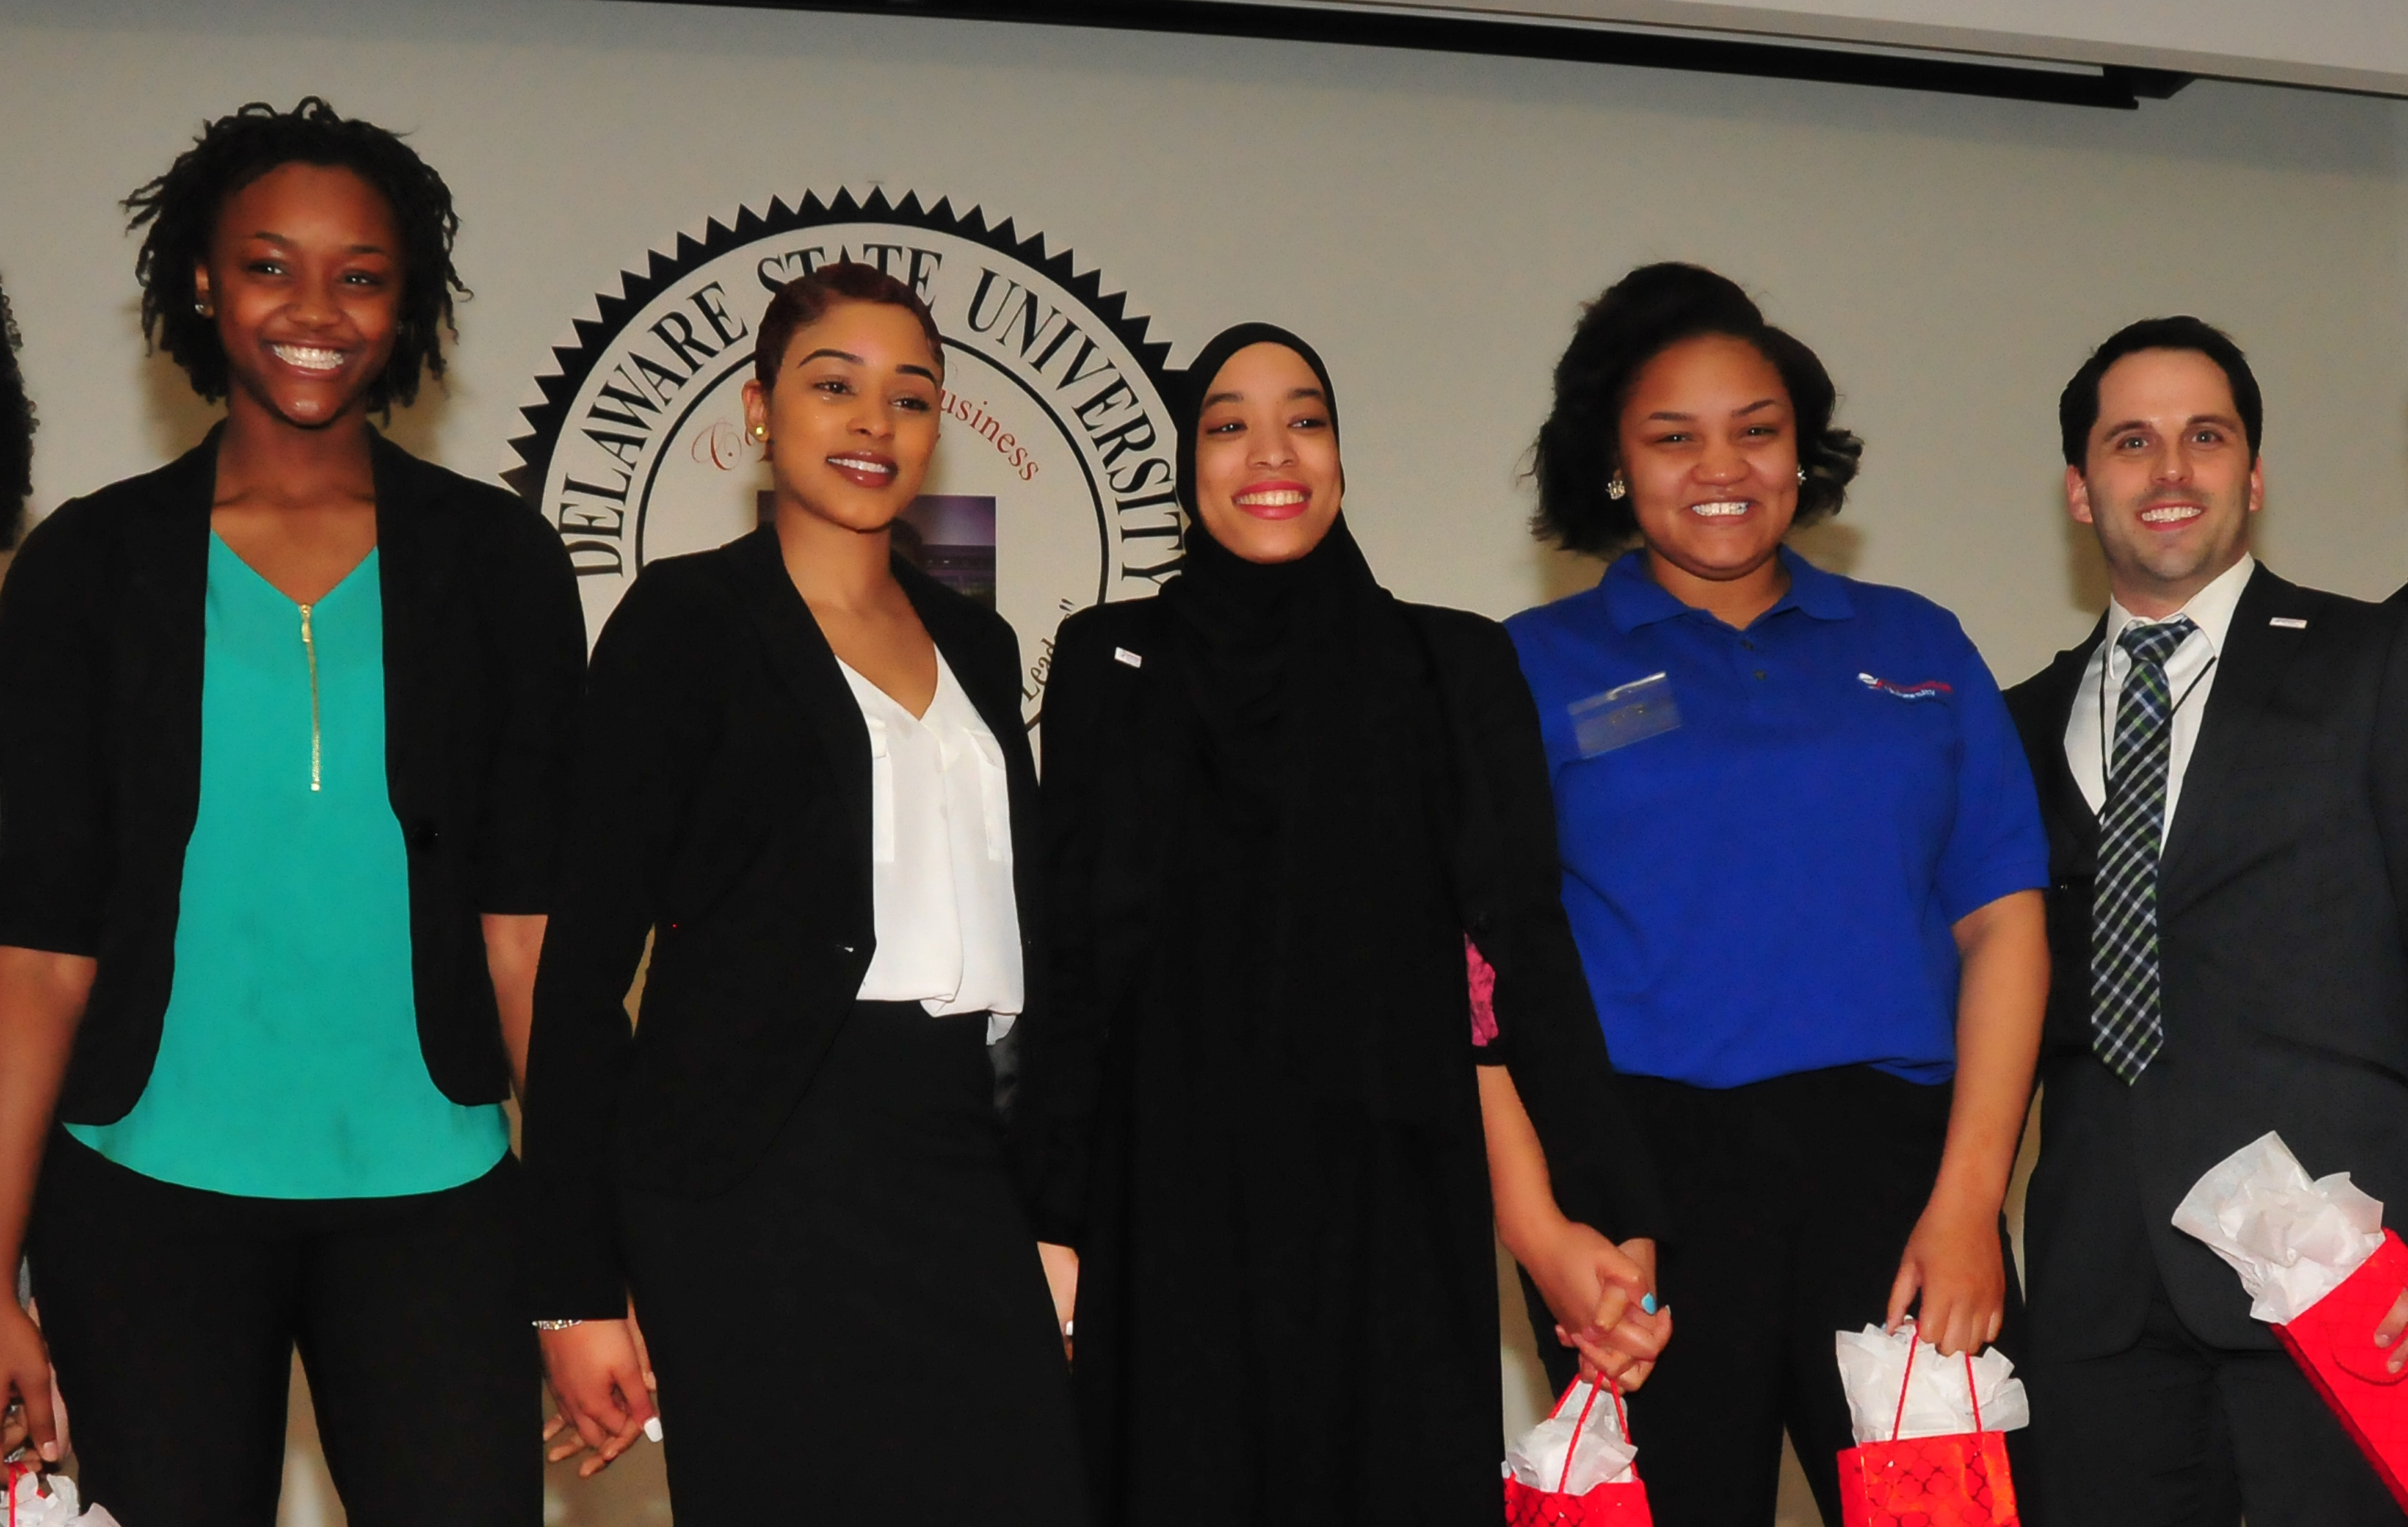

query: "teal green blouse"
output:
67 536 510 1198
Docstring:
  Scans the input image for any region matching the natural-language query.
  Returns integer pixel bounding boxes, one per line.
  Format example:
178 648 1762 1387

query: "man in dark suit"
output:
2004 316 2408 1526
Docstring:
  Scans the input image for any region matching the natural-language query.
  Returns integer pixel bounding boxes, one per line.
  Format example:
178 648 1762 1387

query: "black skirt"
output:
619 1000 1087 1522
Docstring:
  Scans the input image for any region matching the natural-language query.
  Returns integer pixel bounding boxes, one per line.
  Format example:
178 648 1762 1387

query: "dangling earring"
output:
1605 475 1628 501
1796 467 1807 484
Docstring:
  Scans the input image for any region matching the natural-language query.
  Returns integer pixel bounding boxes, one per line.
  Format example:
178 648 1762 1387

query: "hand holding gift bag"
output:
1833 1321 2028 1527
1503 1376 1653 1526
2171 1130 2408 1508
4 1464 120 1527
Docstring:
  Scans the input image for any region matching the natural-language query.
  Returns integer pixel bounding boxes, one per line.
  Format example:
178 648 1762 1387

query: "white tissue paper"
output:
1503 1378 1637 1494
2171 1130 2386 1325
1834 1325 2031 1444
5 1471 122 1527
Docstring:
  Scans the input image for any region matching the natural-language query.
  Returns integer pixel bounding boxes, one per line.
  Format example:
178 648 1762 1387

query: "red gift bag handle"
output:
1888 1322 1984 1443
1545 1377 1633 1494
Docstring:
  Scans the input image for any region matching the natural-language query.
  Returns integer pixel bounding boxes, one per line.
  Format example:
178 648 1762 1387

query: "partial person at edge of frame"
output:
0 270 60 1470
0 275 32 553
0 98 585 1526
2005 317 2408 1526
1507 263 2051 1527
522 261 1088 1523
1011 321 1671 1527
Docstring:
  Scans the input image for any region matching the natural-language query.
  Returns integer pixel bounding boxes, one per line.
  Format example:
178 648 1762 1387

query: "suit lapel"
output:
899 563 1053 951
369 432 458 824
2160 565 2312 896
2032 624 2105 878
720 526 873 832
123 431 219 831
900 561 1019 752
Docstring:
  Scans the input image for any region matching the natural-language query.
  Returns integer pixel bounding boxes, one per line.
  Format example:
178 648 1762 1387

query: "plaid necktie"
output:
2089 617 2197 1083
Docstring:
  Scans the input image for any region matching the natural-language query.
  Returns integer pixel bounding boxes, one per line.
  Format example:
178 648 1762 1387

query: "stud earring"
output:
193 301 211 317
1796 467 1807 484
752 424 767 441
1605 475 1628 501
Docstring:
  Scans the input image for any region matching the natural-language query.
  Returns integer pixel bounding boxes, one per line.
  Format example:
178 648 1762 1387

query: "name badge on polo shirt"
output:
1570 672 1681 757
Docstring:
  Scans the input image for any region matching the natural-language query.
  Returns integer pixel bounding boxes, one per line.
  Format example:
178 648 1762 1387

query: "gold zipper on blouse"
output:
299 603 323 792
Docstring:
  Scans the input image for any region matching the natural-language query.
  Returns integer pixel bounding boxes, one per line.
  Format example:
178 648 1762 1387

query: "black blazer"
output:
0 427 585 1118
2004 564 2408 1357
1012 592 1665 1250
520 527 1045 1318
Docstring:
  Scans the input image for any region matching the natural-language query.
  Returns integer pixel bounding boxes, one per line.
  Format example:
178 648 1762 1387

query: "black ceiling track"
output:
634 0 2194 109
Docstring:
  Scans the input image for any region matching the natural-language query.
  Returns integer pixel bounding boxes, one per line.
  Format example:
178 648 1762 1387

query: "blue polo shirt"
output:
1505 548 2047 1089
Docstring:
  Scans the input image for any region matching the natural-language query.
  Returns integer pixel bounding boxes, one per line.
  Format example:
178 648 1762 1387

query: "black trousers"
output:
25 1134 541 1527
1527 1066 2031 1527
618 1001 1086 1523
2024 1278 2402 1526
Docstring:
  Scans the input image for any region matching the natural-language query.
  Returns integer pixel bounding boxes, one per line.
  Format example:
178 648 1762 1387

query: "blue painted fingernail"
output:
1641 1293 1659 1314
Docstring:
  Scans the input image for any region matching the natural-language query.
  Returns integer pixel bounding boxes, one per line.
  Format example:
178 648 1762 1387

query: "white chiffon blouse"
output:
836 650 1024 1040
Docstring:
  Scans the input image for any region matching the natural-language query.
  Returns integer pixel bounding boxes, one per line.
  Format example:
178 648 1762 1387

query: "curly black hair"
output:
123 97 466 413
1531 263 1862 555
0 278 33 550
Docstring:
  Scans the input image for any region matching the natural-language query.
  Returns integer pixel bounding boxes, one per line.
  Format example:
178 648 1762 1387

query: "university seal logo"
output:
508 189 1179 724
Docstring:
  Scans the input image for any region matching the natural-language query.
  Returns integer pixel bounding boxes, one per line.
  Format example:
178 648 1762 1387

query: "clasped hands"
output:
1526 1226 1670 1390
541 1301 657 1479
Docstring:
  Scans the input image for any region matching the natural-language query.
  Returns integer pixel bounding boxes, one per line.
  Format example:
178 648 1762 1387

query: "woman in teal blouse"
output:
65 536 513 1198
0 100 583 1527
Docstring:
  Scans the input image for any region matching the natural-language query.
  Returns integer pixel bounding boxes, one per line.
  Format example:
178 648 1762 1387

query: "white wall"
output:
3 1 2407 1519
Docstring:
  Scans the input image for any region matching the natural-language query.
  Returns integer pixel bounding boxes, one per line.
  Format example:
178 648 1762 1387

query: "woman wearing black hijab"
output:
1014 326 1670 1525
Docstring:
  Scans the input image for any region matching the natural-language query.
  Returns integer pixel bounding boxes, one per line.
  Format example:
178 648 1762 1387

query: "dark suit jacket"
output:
0 426 585 1117
2004 563 2408 1357
520 526 1043 1318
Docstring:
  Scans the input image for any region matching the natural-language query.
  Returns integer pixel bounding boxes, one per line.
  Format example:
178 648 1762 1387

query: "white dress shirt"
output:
2063 552 2255 831
838 651 1024 1041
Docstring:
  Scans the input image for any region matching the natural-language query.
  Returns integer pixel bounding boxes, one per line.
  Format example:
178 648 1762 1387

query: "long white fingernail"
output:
644 1416 664 1442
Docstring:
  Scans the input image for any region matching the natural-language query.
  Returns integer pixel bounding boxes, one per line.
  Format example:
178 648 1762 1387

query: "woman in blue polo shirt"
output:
1508 263 2050 1527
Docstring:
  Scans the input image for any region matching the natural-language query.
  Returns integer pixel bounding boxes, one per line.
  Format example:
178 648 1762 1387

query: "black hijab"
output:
1157 324 1376 814
1143 323 1470 1132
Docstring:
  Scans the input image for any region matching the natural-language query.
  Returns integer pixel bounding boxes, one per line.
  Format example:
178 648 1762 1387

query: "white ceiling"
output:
1200 0 2408 95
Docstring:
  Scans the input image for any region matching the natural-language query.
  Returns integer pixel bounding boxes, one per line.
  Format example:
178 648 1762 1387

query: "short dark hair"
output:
0 279 32 550
2058 316 2261 468
754 261 945 393
123 97 467 413
1532 262 1862 555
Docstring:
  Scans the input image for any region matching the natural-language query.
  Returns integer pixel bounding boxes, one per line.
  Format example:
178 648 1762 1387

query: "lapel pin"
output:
1114 647 1144 668
2270 616 2308 629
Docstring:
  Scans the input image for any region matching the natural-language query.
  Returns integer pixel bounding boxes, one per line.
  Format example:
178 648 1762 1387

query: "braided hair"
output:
124 96 467 412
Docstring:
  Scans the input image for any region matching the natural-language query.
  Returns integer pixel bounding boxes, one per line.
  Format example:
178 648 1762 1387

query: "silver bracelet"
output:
533 1319 586 1331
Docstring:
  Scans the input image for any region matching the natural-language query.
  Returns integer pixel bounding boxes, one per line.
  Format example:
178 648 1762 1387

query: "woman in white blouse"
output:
522 263 1086 1523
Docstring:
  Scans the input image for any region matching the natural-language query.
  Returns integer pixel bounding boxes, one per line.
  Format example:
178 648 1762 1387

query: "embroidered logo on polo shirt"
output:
1858 673 1953 702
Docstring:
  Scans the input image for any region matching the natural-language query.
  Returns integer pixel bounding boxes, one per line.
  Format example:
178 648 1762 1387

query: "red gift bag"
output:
1502 1378 1654 1526
1836 1336 2020 1527
2270 1226 2408 1509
